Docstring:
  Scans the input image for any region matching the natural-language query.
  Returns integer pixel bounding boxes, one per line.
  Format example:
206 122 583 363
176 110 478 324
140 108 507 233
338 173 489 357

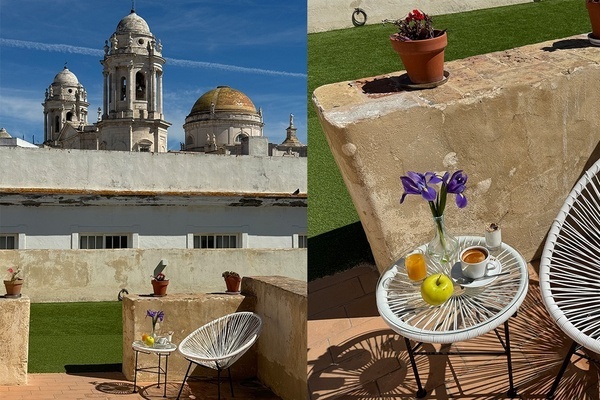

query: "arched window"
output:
186 135 194 145
120 77 127 100
54 116 60 133
66 112 73 121
235 133 248 143
135 72 146 100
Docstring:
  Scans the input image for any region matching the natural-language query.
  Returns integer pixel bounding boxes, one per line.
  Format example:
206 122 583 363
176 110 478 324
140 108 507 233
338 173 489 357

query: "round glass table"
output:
132 340 177 397
376 235 529 398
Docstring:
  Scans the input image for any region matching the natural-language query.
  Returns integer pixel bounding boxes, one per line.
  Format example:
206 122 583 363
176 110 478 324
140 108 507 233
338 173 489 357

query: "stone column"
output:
103 71 109 117
0 296 30 385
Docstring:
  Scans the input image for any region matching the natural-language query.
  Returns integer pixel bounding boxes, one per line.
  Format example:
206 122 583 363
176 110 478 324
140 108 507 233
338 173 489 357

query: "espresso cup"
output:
460 246 498 278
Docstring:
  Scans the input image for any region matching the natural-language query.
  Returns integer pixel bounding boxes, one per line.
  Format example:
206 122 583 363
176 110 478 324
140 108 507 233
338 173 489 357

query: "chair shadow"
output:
308 286 600 399
308 221 375 281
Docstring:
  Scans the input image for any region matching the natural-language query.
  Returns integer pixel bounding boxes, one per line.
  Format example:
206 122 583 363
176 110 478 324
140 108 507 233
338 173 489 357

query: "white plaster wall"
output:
0 205 307 249
308 0 531 33
0 146 306 194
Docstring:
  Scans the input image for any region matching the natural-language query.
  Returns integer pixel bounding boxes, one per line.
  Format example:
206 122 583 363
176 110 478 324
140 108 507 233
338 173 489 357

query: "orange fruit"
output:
142 333 149 342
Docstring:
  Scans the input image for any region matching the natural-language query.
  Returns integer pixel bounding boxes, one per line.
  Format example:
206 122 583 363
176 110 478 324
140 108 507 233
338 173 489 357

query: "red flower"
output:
410 9 425 21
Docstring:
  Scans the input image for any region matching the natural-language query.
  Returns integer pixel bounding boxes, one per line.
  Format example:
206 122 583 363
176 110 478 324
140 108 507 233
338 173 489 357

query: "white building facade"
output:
0 147 307 251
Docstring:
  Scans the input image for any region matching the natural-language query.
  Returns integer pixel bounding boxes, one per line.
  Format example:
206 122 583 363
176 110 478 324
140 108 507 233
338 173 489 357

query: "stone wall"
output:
0 296 30 385
121 276 307 400
0 248 306 302
308 0 530 33
313 35 600 272
243 276 308 400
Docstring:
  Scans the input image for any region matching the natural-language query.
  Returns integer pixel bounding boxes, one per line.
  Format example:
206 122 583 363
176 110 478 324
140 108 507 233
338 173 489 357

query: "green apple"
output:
144 335 155 347
420 273 454 306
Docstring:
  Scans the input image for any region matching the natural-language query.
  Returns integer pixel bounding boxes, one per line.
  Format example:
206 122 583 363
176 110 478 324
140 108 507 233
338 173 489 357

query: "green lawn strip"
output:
28 302 122 373
308 0 592 279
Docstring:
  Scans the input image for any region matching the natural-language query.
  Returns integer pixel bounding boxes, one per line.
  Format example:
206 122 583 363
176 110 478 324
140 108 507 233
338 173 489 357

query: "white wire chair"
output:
176 312 263 400
539 159 600 399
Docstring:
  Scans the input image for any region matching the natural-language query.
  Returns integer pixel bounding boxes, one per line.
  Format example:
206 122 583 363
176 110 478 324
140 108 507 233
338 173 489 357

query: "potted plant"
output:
222 271 241 293
4 267 24 297
587 0 600 44
151 272 169 296
388 9 447 84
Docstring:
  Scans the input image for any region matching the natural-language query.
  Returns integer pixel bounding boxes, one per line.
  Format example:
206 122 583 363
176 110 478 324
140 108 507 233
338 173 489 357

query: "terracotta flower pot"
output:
224 275 241 292
151 279 169 296
587 1 600 39
4 279 24 296
390 30 447 84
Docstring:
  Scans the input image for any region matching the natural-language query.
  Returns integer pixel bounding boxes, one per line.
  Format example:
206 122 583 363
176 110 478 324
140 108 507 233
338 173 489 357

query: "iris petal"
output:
455 193 468 208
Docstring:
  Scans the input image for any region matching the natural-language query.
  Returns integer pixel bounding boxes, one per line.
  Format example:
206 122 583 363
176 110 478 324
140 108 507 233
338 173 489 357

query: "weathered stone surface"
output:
0 248 306 302
313 35 600 272
243 276 307 400
0 296 30 385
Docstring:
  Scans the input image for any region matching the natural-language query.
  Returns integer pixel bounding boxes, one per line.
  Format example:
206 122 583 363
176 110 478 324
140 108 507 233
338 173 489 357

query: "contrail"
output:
0 38 306 78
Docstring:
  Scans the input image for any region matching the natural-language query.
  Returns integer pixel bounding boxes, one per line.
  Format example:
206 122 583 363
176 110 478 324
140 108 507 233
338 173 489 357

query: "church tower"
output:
42 67 89 145
97 8 170 152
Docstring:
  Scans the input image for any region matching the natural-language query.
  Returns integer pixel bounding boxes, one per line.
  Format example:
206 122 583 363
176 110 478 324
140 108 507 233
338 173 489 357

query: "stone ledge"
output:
313 34 600 271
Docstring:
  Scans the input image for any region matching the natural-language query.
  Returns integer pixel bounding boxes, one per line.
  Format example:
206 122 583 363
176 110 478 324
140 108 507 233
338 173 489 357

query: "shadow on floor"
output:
308 268 600 399
308 221 375 281
65 363 123 374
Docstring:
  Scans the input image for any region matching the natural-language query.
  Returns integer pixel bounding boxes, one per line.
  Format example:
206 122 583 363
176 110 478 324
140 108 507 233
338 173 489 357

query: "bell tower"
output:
97 8 170 152
42 66 89 145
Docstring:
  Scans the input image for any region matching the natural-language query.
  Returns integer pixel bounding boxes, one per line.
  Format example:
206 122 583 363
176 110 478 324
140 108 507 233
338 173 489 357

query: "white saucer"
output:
588 33 600 47
451 259 502 288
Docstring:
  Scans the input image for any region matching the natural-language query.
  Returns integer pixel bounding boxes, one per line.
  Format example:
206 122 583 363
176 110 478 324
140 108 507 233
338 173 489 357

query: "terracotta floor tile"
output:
0 373 280 400
307 263 600 400
308 276 366 317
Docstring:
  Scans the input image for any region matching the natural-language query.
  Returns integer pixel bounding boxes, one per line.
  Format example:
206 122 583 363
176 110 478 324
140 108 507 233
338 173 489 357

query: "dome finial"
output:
131 0 135 13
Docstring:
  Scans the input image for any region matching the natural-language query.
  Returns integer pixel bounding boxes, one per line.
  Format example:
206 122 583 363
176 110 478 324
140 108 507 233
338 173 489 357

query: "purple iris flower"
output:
444 170 468 208
400 171 442 204
146 309 164 322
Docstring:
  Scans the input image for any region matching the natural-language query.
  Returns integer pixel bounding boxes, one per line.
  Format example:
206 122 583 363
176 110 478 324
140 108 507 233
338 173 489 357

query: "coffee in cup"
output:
460 246 498 279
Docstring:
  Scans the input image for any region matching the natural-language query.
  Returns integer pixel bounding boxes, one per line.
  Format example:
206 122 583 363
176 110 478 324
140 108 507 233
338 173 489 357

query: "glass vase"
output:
426 215 459 265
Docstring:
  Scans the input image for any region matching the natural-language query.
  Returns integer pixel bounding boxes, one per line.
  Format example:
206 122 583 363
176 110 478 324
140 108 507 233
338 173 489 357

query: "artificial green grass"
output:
308 0 592 280
28 302 122 373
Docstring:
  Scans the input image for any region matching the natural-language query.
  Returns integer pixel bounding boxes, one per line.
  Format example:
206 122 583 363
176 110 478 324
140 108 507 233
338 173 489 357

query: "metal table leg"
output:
133 350 139 393
404 337 427 398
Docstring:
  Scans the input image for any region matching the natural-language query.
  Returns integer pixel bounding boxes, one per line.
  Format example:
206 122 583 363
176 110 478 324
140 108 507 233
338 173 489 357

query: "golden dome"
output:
190 86 257 115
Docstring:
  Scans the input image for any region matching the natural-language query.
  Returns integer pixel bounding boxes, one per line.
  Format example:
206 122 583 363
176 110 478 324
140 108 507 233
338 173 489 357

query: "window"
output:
120 77 127 100
80 234 129 249
0 235 16 249
193 234 238 249
135 72 146 100
298 235 307 249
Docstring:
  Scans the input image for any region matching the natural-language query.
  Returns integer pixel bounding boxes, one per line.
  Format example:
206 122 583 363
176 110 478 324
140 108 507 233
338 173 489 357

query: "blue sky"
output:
0 0 307 150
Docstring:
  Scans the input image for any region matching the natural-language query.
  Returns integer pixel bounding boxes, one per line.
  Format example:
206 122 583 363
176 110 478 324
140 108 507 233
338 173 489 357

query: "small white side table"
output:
132 340 177 397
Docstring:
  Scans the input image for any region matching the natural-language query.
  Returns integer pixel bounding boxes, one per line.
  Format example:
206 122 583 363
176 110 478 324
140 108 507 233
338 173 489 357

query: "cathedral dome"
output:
53 67 80 86
190 86 257 115
116 10 151 35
